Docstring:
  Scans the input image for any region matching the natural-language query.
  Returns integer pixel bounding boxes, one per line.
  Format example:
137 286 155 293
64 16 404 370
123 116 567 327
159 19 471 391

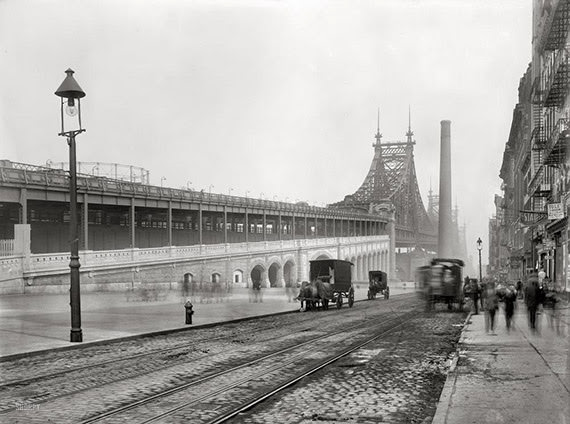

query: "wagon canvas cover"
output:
309 259 353 292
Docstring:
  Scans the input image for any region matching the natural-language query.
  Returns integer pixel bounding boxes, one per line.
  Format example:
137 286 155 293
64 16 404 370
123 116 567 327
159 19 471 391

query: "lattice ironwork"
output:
541 0 570 52
544 49 570 107
544 118 569 165
332 129 435 245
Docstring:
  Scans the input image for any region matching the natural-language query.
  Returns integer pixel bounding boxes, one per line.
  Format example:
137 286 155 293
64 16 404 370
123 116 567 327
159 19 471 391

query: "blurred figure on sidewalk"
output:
544 284 561 335
516 280 523 300
463 277 480 315
251 279 262 303
525 275 539 331
484 282 499 334
503 286 517 331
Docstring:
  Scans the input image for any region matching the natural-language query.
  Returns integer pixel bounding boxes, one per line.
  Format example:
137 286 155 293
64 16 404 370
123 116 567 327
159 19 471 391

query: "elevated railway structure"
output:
0 160 391 294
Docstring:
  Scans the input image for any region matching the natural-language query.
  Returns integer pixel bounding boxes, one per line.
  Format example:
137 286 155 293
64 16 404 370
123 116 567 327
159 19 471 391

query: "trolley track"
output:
0 296 420 417
79 310 419 424
0 295 412 389
209 317 412 424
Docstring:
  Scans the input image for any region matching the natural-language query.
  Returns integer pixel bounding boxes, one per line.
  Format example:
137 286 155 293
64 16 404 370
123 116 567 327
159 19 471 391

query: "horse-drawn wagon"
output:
297 259 355 310
415 258 465 311
368 270 389 299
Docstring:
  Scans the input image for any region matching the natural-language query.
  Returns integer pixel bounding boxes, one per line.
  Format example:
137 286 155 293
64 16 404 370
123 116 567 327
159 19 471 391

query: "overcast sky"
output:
0 0 532 265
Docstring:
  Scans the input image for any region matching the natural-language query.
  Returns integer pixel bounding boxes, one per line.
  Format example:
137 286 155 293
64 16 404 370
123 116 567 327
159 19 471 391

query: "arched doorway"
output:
250 265 265 289
182 272 194 296
283 260 295 287
268 262 281 287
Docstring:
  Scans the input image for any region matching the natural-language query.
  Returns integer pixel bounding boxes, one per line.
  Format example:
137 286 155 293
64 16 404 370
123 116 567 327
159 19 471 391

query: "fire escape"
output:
526 0 570 263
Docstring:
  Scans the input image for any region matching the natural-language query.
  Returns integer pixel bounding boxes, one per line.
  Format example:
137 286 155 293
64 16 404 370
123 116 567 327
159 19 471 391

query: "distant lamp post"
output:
476 237 483 283
55 68 86 343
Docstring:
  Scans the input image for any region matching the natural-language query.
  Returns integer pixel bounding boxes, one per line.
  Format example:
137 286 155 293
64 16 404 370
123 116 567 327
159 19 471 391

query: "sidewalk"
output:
432 300 570 424
0 284 413 358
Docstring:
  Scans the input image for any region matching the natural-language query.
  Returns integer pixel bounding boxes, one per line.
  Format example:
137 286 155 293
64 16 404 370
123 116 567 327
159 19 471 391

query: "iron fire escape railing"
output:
544 48 570 108
537 0 570 52
544 117 568 165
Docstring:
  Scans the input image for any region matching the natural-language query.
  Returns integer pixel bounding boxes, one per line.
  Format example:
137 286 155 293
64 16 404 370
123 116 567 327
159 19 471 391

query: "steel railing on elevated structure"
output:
0 160 386 221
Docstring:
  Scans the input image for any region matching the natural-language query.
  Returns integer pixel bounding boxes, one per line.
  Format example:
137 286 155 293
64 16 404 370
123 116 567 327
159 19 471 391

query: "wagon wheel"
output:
348 287 355 308
336 293 343 309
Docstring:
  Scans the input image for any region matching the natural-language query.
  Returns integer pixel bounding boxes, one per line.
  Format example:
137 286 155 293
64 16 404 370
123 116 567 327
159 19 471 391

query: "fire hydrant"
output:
184 300 194 325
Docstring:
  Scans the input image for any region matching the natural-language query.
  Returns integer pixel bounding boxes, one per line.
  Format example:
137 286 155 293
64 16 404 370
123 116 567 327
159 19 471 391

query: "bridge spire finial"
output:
374 108 382 147
405 105 414 143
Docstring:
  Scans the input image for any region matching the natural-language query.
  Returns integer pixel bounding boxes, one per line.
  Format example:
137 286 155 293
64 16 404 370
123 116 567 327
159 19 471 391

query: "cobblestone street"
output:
0 295 467 423
233 311 466 424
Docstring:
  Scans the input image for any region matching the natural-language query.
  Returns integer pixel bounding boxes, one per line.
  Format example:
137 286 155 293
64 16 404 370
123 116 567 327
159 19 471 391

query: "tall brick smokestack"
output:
438 120 453 257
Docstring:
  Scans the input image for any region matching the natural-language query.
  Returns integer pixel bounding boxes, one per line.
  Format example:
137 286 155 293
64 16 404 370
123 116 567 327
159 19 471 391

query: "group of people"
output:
464 274 562 334
182 280 233 303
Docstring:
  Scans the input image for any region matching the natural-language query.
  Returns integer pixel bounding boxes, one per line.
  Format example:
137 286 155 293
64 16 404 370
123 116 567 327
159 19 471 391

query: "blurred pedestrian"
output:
252 279 262 302
463 277 480 314
480 281 487 311
516 280 523 300
472 280 480 315
484 283 499 334
544 285 561 335
503 287 517 331
525 276 539 331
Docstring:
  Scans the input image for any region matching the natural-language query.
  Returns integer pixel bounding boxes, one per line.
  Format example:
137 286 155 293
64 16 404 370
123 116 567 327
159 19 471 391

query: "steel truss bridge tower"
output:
331 112 437 253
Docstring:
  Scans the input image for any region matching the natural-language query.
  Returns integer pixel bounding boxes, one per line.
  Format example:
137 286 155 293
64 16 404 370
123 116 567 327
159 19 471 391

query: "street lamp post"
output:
476 237 483 284
55 69 86 343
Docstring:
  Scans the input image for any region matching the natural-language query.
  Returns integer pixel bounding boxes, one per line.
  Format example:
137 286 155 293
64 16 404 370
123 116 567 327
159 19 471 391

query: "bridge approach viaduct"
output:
0 161 393 294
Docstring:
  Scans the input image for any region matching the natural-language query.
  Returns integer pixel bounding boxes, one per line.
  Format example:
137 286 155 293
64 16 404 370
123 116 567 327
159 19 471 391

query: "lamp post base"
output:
70 328 83 343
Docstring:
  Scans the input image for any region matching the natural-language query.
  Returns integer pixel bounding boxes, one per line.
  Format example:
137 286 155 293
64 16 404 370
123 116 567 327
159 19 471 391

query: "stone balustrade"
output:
2 236 384 274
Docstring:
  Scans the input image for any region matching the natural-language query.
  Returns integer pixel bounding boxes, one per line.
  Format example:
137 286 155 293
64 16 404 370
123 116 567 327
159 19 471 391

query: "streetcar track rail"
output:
209 317 412 424
79 310 419 423
0 297 420 415
0 294 412 388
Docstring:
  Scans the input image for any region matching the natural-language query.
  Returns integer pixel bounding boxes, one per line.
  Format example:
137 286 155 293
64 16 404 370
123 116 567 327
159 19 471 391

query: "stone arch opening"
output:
211 272 221 283
250 264 265 289
314 253 331 261
268 262 281 287
283 260 295 287
182 272 194 296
